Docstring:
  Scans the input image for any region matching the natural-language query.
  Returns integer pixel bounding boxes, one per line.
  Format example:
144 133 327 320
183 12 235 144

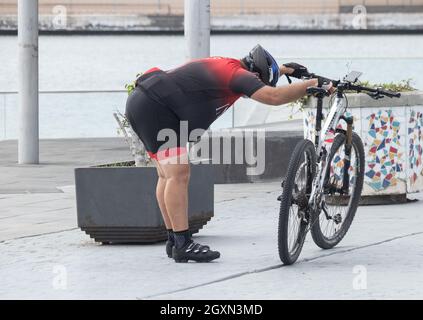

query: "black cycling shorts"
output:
125 88 208 161
125 87 179 159
125 68 221 160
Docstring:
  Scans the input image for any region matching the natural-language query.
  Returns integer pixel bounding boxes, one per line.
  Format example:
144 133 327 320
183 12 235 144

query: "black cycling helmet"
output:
241 44 280 87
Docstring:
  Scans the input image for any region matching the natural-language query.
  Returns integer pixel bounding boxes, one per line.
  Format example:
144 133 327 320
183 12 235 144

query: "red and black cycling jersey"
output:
136 57 265 122
165 57 265 118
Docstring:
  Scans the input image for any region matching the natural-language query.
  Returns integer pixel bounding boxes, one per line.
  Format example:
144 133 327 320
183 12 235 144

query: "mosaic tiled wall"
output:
330 142 357 194
407 109 423 193
303 110 318 142
304 104 423 195
362 109 405 194
303 109 360 142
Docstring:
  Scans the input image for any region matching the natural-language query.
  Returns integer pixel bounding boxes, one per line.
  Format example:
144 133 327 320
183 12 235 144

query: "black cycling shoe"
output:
172 241 220 263
166 240 174 258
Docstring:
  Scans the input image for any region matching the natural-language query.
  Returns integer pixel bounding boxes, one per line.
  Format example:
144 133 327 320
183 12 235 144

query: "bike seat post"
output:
313 77 327 149
315 95 324 148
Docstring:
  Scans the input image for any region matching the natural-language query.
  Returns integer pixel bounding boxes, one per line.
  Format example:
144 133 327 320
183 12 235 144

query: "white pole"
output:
184 0 210 60
18 0 39 164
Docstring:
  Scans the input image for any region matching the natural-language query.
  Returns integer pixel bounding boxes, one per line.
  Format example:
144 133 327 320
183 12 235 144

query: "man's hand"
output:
281 62 309 79
320 80 336 95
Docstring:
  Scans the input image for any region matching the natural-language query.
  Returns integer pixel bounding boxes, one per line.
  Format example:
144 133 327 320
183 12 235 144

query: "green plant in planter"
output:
288 79 416 119
114 111 151 167
112 73 151 167
125 72 143 95
287 96 311 120
355 79 416 93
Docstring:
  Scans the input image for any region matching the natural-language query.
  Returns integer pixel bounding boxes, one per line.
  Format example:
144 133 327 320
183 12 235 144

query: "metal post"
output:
18 0 39 164
184 0 210 60
3 95 6 139
232 104 235 128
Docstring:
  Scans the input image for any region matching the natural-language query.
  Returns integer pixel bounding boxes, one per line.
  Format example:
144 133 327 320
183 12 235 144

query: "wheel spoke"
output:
279 140 317 264
320 138 361 241
287 160 309 254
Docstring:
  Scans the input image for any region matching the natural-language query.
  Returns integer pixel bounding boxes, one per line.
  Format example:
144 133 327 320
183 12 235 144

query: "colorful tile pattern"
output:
330 145 357 191
364 110 404 191
408 110 423 187
303 110 358 141
303 110 317 141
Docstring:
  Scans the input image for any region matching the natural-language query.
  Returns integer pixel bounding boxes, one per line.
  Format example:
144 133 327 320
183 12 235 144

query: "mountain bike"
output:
278 71 401 265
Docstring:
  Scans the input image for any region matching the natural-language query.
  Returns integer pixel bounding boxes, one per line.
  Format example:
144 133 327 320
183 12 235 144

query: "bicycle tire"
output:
278 139 316 265
311 132 365 249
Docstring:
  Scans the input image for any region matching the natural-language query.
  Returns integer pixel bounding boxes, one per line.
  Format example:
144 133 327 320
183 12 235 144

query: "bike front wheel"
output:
278 139 316 265
311 132 365 249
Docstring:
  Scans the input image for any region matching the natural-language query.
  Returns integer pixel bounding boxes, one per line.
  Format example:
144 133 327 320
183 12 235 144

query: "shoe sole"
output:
174 253 220 263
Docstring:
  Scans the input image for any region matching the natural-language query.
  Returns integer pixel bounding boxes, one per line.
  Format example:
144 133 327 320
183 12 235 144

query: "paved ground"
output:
0 138 130 194
1 138 423 299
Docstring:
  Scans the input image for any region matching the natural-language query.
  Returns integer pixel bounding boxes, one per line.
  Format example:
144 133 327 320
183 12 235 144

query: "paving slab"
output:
153 234 423 300
0 138 130 194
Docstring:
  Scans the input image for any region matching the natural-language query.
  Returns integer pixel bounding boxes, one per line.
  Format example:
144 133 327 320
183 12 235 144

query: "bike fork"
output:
341 115 354 194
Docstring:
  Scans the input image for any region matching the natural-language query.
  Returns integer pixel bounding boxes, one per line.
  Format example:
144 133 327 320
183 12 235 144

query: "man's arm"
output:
251 79 319 106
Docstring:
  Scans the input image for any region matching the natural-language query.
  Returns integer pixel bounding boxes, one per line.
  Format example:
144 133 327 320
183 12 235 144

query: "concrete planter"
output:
303 91 423 202
75 163 214 244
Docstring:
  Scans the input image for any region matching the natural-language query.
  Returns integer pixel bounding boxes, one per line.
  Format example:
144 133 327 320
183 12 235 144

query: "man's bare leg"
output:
158 153 220 263
159 155 190 232
153 160 173 229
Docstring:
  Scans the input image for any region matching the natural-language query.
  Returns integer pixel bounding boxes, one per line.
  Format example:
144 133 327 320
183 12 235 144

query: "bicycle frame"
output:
308 91 352 209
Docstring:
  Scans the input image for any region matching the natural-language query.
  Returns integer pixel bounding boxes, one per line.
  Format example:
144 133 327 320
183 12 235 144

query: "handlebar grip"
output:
378 89 401 98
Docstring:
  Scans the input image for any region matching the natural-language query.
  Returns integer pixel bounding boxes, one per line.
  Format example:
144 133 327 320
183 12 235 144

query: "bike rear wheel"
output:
311 132 365 249
278 139 316 265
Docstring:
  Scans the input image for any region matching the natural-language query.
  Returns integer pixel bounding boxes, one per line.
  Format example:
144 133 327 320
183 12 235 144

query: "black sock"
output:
174 230 191 249
167 229 175 244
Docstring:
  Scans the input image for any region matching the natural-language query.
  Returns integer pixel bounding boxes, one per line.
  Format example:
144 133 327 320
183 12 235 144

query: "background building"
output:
1 0 423 16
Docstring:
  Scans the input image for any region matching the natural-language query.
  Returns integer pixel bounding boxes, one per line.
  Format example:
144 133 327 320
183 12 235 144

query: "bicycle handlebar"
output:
306 73 340 87
350 84 401 98
304 73 401 99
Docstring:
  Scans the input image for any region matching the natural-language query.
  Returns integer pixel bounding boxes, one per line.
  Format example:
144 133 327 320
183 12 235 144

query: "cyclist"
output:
125 44 332 263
